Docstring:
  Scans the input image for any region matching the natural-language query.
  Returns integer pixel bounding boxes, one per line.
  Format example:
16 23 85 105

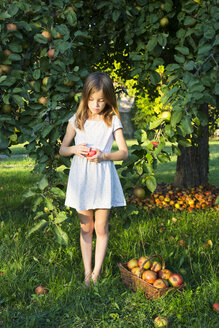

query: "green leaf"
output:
184 61 194 71
34 34 49 44
172 145 181 156
149 118 164 129
8 43 22 53
33 69 41 80
146 176 157 192
12 95 24 107
28 219 49 236
180 116 194 134
8 4 19 16
174 54 185 64
112 10 120 22
54 225 69 246
50 187 65 198
178 140 192 147
66 12 77 27
150 71 161 85
157 34 167 47
42 125 53 138
38 176 48 191
23 189 37 198
45 197 54 211
54 211 67 224
175 46 190 56
148 37 157 52
215 195 219 205
8 54 21 61
171 111 183 128
122 154 139 167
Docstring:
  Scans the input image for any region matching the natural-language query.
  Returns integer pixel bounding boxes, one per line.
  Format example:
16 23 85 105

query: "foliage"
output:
0 0 218 238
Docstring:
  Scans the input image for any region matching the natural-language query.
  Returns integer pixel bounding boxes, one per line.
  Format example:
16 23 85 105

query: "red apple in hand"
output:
86 149 97 157
158 269 172 280
169 273 183 287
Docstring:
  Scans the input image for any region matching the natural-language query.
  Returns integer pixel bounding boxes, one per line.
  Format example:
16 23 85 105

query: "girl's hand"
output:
86 148 105 163
74 143 90 158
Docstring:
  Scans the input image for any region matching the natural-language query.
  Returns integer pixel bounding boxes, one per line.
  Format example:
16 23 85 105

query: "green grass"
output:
0 141 218 327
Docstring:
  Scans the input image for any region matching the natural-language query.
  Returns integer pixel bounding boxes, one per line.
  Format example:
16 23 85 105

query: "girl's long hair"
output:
75 72 120 130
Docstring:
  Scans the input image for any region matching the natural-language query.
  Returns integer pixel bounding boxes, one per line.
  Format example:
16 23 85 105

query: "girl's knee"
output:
80 221 94 235
95 222 109 237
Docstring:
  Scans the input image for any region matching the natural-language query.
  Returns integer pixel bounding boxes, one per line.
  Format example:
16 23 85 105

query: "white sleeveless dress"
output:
65 114 126 211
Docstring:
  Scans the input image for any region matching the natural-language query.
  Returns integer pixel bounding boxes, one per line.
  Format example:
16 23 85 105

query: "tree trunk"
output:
174 104 209 188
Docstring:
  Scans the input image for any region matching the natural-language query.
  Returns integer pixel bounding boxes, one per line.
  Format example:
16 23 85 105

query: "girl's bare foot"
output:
84 273 91 288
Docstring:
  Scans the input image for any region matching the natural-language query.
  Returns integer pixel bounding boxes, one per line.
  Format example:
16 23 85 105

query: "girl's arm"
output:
89 128 128 162
59 122 90 158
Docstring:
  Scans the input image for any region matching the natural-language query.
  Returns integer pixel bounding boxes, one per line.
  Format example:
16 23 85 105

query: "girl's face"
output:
87 89 107 117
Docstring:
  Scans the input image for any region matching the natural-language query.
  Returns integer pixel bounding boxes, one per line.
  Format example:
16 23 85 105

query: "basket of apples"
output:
118 254 185 299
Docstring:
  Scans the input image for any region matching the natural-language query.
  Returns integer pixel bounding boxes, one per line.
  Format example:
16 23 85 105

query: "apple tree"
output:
0 0 218 242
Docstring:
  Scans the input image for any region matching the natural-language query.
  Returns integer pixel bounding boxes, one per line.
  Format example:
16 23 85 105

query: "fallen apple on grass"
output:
0 271 4 276
212 303 219 312
169 273 184 287
35 285 49 295
154 316 169 327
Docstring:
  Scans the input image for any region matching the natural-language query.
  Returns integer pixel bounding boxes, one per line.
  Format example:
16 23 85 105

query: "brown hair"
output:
75 71 120 130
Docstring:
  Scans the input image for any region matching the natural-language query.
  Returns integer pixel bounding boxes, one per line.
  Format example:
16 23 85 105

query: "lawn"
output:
0 140 218 327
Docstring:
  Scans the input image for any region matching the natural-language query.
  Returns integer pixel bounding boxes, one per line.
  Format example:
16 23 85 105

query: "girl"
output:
59 72 128 286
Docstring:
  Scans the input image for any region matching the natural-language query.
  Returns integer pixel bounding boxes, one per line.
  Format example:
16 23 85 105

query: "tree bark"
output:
174 104 209 188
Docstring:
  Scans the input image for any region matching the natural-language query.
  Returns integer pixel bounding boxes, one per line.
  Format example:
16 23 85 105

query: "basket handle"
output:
139 254 165 276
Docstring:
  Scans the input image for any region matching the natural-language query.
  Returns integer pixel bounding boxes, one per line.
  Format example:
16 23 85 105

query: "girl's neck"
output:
87 113 103 121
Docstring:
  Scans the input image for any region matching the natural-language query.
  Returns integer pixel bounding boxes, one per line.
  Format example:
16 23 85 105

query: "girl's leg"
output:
78 210 94 286
92 209 110 283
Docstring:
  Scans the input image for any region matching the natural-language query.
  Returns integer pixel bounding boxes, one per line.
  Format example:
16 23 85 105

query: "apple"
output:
3 49 12 57
86 149 97 157
160 17 169 28
0 271 4 276
63 79 75 87
35 285 49 295
38 97 47 105
152 141 159 149
142 270 157 284
131 267 141 277
6 23 18 31
138 256 151 269
151 261 162 272
212 303 219 312
56 32 63 39
0 65 11 74
160 111 171 121
41 30 51 41
169 273 183 287
158 269 172 280
127 259 138 270
2 104 12 114
153 279 167 289
48 49 55 59
133 187 145 199
154 316 169 327
42 76 49 86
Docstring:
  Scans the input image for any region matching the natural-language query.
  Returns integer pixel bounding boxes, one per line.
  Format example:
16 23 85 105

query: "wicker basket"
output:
118 254 185 299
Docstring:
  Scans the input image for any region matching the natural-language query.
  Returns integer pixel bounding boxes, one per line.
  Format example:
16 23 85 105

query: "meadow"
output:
0 140 218 327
